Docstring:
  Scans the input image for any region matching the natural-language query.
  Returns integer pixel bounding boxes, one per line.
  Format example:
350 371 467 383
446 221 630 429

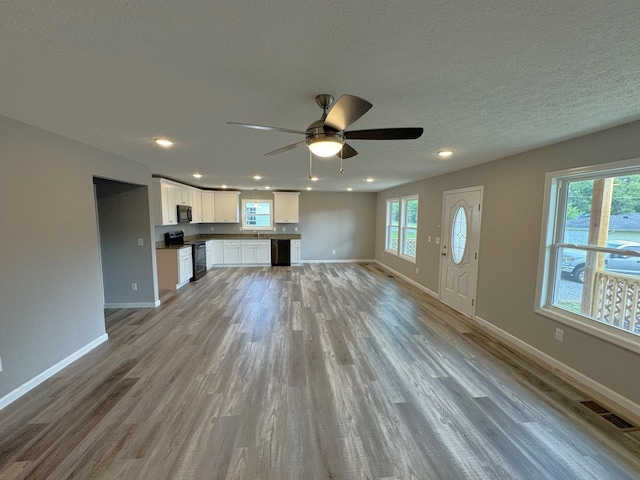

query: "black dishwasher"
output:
271 239 291 266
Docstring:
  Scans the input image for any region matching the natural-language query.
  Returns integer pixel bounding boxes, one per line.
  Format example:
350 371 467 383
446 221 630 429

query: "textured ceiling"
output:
2 1 640 192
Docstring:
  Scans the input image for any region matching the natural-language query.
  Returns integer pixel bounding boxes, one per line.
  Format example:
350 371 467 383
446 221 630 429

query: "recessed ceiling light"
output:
365 177 374 183
310 176 319 182
264 186 271 190
306 187 312 191
438 149 454 158
253 175 262 180
154 137 174 148
193 173 202 179
221 184 228 189
347 187 353 191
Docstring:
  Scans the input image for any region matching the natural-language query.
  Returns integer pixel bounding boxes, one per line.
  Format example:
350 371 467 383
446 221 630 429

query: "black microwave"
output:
177 205 192 223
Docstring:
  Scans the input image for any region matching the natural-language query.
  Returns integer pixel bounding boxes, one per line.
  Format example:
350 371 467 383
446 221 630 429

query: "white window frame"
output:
536 157 640 354
400 195 419 263
385 198 400 255
241 199 273 231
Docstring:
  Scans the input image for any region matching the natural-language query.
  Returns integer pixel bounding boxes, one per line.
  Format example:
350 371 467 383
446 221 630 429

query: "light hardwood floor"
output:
1 263 640 479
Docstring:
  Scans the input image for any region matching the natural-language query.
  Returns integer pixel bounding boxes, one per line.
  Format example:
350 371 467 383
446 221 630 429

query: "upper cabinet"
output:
189 188 202 223
273 192 300 223
152 179 178 226
214 191 240 223
201 191 216 223
153 179 241 225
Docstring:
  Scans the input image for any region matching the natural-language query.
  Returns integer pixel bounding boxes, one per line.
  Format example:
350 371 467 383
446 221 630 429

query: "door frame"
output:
438 186 483 317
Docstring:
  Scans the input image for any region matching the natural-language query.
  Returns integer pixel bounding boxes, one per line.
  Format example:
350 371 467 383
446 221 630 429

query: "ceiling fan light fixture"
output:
307 139 343 157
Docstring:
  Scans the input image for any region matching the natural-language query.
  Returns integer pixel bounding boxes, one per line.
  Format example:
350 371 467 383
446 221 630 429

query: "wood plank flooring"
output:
1 262 640 479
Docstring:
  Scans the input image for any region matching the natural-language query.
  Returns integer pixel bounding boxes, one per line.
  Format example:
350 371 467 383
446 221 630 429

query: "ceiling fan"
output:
227 94 424 159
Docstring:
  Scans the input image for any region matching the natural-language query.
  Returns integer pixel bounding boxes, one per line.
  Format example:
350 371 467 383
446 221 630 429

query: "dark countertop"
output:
156 233 301 249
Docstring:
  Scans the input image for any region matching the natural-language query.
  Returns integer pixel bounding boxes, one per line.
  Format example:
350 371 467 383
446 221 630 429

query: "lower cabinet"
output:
156 246 192 290
222 240 242 264
241 240 271 265
208 238 300 266
291 239 301 264
205 240 223 269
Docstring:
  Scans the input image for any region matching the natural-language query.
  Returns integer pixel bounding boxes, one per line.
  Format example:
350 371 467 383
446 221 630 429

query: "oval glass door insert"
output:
451 206 468 264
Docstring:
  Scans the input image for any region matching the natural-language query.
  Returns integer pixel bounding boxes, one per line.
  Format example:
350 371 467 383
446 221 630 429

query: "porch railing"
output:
591 272 640 334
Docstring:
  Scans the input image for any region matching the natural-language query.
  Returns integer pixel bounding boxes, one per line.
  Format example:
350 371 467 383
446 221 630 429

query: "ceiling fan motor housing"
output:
305 118 344 148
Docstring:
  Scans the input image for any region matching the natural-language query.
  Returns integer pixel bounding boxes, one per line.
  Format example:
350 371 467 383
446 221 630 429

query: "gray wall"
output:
154 190 377 261
95 179 156 306
375 120 640 405
0 115 157 401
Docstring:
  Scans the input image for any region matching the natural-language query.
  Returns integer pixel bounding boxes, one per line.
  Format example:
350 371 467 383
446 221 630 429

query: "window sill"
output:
385 249 398 256
399 254 417 264
535 305 640 355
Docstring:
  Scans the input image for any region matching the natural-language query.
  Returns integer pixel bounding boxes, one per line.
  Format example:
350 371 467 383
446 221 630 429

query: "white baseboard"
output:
104 300 161 309
374 260 439 298
0 333 109 411
303 259 375 264
474 315 640 419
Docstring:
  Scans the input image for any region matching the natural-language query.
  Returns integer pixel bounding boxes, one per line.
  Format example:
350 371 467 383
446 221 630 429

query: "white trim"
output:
374 260 438 298
0 334 109 411
104 301 161 309
302 259 375 264
474 315 640 419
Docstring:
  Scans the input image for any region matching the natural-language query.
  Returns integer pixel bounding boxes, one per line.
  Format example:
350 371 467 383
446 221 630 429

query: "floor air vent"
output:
580 401 639 432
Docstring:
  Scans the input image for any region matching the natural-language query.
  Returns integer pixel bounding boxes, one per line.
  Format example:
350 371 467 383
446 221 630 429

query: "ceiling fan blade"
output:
340 143 358 159
227 122 305 135
344 127 424 140
264 140 305 156
324 95 373 131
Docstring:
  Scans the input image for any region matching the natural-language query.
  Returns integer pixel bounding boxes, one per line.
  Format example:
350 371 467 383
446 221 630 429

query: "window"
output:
385 195 419 261
538 159 640 352
241 199 273 230
400 196 419 260
386 199 399 253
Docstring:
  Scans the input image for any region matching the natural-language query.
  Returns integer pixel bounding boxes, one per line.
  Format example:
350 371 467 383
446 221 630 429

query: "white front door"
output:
439 186 483 317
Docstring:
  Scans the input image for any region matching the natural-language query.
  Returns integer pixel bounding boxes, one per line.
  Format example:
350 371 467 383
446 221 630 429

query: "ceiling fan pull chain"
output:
309 150 314 179
339 150 344 174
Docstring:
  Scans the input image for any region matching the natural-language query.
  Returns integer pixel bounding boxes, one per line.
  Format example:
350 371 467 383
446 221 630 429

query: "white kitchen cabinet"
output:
156 246 192 290
205 241 214 269
214 191 240 223
240 239 271 265
176 185 191 205
212 240 224 265
178 247 193 285
201 191 216 223
190 188 202 223
152 179 179 226
291 239 301 264
205 239 224 268
223 240 242 264
273 192 300 223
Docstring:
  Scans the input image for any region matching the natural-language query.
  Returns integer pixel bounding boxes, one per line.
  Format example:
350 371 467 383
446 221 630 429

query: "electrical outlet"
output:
332 249 336 255
210 226 214 232
131 282 138 291
137 237 144 246
295 227 298 232
416 267 419 273
282 227 287 232
428 235 431 242
0 356 3 372
554 328 564 342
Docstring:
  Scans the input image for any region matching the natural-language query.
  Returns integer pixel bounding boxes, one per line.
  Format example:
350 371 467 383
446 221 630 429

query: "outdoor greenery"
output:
567 174 640 220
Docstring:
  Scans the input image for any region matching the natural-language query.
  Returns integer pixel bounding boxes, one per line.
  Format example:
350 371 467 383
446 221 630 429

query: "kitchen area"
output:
153 178 302 290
